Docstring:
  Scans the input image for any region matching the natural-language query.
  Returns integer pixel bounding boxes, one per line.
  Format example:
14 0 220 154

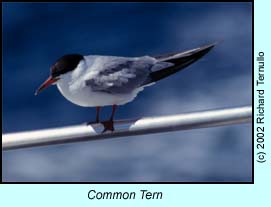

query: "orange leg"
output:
102 105 117 132
86 106 101 125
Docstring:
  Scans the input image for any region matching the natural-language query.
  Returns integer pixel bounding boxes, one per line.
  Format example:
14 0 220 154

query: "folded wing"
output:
85 42 217 93
85 56 155 94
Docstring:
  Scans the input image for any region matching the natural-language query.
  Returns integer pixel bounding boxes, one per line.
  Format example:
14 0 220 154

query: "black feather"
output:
142 42 217 85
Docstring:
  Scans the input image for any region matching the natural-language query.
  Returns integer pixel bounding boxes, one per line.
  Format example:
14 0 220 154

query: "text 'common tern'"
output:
35 42 217 132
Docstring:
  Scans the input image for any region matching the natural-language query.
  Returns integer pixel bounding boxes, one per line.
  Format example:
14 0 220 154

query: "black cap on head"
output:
50 54 84 77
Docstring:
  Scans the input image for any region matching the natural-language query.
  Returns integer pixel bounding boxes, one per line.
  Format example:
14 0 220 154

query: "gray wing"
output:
85 56 155 94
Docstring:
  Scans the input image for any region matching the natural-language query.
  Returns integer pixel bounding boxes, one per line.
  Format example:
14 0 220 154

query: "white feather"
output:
56 57 153 107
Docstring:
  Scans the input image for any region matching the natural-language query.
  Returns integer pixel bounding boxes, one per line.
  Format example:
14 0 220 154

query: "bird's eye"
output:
51 66 61 78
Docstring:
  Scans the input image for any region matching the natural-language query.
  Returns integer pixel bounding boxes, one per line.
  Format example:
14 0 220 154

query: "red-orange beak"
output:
35 76 59 96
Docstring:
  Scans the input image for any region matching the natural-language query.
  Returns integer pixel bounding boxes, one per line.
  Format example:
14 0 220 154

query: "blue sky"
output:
2 2 252 182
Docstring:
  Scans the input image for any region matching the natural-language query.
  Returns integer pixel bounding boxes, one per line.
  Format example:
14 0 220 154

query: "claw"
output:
101 119 115 133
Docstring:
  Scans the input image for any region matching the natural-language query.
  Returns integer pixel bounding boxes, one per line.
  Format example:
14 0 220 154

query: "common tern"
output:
35 42 216 132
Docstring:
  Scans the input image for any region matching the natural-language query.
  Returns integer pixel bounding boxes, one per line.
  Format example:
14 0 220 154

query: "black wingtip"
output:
143 41 219 85
197 40 221 52
207 40 223 48
187 40 221 59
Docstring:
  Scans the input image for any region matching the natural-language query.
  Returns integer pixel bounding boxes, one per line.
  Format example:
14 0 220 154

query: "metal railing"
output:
2 106 252 151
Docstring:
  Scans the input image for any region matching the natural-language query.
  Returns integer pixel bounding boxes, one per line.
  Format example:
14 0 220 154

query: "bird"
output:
35 42 217 132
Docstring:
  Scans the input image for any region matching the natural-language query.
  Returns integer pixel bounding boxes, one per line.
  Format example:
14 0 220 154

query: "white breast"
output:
56 59 144 107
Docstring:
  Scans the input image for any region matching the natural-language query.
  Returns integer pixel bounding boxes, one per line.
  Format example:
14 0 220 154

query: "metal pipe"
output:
2 106 252 151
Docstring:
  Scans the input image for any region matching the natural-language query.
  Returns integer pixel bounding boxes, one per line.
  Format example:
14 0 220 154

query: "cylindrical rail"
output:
2 106 252 151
